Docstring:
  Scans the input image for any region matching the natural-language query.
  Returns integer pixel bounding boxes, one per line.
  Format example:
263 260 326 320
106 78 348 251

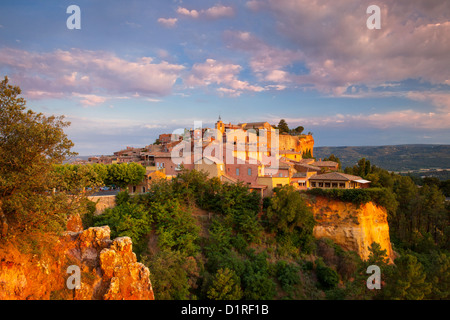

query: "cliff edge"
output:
309 196 395 263
0 217 154 300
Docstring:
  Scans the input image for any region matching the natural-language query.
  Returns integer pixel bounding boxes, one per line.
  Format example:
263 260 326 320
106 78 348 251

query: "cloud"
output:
157 17 178 28
177 7 200 18
177 4 234 20
245 0 450 95
73 93 109 107
405 91 450 113
184 58 264 96
203 5 235 19
268 109 450 131
0 48 185 100
224 30 304 86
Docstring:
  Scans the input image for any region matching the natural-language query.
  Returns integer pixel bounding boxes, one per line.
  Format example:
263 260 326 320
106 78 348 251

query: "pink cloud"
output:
185 58 264 96
157 17 178 28
177 4 234 20
243 0 450 94
268 109 450 130
0 48 185 100
224 30 303 85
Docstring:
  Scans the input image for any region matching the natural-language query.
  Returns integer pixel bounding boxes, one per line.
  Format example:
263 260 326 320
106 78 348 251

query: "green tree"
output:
323 154 341 170
293 126 304 135
426 252 450 299
207 268 243 300
93 202 152 257
383 254 432 300
266 185 315 241
0 76 75 238
276 260 300 293
105 162 146 188
277 119 290 134
143 249 200 300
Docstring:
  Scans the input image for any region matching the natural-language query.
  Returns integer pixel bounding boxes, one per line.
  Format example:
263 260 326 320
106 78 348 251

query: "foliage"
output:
93 201 152 257
316 263 339 290
142 249 200 300
382 254 432 300
105 162 146 188
207 268 243 300
276 119 290 134
322 154 342 170
306 187 398 215
265 185 315 253
276 260 300 293
0 76 76 238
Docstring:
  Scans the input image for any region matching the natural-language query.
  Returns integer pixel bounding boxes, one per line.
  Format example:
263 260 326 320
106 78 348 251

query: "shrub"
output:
316 264 339 290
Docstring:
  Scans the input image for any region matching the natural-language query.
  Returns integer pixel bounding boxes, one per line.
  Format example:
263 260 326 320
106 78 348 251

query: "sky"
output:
0 0 449 156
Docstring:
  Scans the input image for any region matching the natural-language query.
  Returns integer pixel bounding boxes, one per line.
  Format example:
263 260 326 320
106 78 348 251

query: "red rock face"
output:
0 222 154 300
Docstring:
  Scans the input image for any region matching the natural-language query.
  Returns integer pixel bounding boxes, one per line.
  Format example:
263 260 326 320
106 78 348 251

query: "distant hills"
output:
71 144 450 178
314 144 450 173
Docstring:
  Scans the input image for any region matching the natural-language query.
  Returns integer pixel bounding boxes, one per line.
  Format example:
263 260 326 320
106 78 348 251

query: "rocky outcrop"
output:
278 134 314 157
0 217 154 300
309 196 395 263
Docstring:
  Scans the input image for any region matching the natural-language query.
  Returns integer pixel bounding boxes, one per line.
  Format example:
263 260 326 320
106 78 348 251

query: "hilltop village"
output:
80 119 371 197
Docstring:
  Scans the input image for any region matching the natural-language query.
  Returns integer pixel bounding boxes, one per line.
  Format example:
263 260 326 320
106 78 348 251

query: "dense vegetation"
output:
1 78 448 300
83 164 449 300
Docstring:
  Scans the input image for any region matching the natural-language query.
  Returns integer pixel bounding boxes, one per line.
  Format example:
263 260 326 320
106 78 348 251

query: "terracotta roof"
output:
292 172 307 178
313 161 339 167
220 174 238 184
308 172 363 181
150 152 173 158
294 163 321 171
297 159 315 165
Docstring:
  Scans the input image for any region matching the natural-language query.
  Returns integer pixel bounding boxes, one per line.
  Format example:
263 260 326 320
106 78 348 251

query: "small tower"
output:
215 115 225 135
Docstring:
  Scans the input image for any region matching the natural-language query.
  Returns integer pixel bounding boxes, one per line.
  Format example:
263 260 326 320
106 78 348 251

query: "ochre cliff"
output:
308 196 395 263
0 216 154 300
278 134 314 157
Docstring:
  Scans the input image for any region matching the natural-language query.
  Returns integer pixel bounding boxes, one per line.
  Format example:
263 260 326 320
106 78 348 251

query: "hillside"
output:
314 144 450 172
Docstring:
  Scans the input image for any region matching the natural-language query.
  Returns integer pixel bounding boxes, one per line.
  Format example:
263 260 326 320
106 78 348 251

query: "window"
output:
248 168 252 176
236 168 240 176
142 187 146 193
132 186 136 193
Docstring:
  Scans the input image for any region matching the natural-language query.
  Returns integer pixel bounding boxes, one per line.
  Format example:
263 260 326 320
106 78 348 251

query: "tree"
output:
207 268 243 300
265 185 315 252
383 254 432 300
266 185 315 234
277 119 290 134
323 154 341 170
293 126 304 135
0 76 75 237
105 162 146 188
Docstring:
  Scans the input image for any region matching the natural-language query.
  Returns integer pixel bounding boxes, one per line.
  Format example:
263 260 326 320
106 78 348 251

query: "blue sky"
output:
1 0 449 155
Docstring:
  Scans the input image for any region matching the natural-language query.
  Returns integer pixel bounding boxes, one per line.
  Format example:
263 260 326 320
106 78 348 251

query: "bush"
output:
276 260 300 293
306 187 398 214
316 264 339 290
93 202 152 257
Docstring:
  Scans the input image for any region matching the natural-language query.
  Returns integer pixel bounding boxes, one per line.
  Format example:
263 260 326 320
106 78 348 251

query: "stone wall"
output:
88 195 116 215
